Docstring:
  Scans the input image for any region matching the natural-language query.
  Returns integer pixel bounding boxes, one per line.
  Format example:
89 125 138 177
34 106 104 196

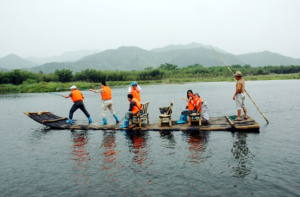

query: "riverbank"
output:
0 73 299 93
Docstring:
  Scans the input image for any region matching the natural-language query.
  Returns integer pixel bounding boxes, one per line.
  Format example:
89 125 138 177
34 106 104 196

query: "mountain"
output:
28 46 242 73
151 42 228 53
237 51 300 66
0 67 9 72
25 49 101 65
0 54 37 69
26 44 300 74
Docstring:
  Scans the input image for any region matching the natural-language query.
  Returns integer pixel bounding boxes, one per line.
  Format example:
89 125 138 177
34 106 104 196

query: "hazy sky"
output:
1 0 300 58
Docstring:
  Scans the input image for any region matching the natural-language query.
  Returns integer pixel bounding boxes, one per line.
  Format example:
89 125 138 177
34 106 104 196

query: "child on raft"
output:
177 90 200 124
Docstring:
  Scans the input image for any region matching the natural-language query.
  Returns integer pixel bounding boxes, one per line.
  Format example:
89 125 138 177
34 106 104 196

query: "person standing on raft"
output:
120 94 142 129
89 82 120 125
128 81 141 102
233 71 248 121
62 85 92 124
177 90 198 124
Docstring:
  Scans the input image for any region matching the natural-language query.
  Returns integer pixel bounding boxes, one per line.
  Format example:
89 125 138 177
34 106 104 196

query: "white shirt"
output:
128 85 141 93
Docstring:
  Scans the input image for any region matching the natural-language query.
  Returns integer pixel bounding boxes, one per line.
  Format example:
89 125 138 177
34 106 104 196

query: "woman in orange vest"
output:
177 90 197 124
120 94 141 129
62 85 92 124
194 93 202 112
90 82 119 125
128 81 141 102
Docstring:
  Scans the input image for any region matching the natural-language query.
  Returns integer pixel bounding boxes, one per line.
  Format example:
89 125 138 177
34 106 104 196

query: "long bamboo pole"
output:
210 45 269 123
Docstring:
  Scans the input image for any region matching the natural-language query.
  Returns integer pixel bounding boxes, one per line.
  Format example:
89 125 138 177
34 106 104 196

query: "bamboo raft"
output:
24 111 260 132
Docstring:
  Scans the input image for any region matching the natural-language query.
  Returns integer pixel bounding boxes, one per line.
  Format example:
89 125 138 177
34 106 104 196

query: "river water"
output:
0 80 299 196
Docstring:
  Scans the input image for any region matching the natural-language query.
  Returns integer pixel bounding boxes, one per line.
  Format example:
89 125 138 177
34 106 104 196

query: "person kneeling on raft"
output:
177 90 198 124
120 94 142 129
89 81 119 125
62 85 92 124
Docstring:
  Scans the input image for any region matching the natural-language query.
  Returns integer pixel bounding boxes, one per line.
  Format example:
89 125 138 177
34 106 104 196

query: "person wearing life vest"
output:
89 81 119 125
128 81 141 102
120 94 141 129
62 85 92 124
194 93 202 113
177 90 197 124
194 93 210 123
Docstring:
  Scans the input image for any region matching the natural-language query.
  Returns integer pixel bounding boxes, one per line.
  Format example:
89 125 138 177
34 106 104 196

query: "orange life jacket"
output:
131 98 141 114
71 89 83 102
131 89 141 102
188 94 196 111
195 97 202 112
101 86 112 100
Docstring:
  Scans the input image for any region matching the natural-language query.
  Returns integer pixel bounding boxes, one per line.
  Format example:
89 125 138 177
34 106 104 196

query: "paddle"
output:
49 92 62 96
115 116 125 128
56 88 90 91
210 45 269 123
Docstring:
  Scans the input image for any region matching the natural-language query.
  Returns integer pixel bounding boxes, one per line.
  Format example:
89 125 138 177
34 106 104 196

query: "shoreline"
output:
0 73 299 94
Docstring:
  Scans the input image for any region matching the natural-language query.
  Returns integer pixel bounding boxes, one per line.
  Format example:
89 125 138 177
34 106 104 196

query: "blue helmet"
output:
131 81 137 86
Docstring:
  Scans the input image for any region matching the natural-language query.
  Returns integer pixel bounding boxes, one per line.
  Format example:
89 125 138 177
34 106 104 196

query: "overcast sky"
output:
1 0 299 58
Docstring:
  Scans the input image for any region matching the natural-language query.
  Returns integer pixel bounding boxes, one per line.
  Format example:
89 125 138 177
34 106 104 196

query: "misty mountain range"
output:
1 43 300 73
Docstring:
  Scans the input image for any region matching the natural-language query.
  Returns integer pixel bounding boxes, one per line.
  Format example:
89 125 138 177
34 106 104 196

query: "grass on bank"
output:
0 73 299 94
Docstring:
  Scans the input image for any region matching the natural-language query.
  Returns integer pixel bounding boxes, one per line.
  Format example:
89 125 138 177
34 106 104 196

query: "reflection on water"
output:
124 131 149 167
70 131 91 194
100 131 122 187
230 132 254 178
183 131 209 164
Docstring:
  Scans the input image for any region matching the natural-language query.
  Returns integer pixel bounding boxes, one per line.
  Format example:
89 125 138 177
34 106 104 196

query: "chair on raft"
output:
158 101 174 127
188 104 202 126
130 101 150 127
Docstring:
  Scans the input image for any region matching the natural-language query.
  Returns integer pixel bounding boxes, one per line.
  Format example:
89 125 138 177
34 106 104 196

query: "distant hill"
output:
237 51 300 66
26 43 300 74
0 67 9 72
28 47 242 73
26 49 101 65
0 54 37 69
151 42 228 53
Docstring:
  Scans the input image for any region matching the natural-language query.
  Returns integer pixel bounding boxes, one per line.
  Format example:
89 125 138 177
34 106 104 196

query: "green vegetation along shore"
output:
1 72 299 94
1 63 300 93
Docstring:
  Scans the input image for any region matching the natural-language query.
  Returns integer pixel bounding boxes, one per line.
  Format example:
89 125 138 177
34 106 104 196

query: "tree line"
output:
1 63 300 85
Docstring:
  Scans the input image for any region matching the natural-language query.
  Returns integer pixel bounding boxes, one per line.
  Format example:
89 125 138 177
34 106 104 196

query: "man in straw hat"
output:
62 85 92 124
233 71 248 121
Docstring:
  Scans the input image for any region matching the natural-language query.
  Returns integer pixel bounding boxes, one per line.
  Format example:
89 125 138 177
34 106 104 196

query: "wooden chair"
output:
158 101 174 127
130 101 150 127
188 104 202 126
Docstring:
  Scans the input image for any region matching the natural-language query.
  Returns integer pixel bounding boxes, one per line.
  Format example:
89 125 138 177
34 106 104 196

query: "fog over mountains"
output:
1 43 300 73
25 49 102 65
0 54 37 69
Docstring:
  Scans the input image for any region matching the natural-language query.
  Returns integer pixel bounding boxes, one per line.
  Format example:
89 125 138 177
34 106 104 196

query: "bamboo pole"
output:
210 45 269 123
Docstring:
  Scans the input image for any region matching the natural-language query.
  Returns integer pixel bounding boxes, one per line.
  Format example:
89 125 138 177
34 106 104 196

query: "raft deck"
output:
24 111 260 132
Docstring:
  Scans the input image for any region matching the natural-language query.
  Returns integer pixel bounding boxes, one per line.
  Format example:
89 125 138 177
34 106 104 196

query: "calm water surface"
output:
0 80 300 196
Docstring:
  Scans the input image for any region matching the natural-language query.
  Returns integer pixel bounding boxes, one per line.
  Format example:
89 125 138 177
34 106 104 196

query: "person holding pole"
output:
90 82 119 125
233 71 248 121
62 85 93 124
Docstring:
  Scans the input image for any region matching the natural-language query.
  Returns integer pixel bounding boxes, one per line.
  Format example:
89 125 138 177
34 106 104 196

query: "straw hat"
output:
234 71 242 77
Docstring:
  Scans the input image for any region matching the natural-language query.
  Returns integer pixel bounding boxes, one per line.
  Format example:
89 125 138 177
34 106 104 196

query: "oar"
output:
115 117 125 128
210 45 269 124
56 88 90 91
49 92 62 96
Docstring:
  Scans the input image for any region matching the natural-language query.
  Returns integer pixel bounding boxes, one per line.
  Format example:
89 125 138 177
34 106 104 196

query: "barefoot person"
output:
128 81 141 102
90 82 119 125
233 71 248 121
62 85 92 124
119 94 141 129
